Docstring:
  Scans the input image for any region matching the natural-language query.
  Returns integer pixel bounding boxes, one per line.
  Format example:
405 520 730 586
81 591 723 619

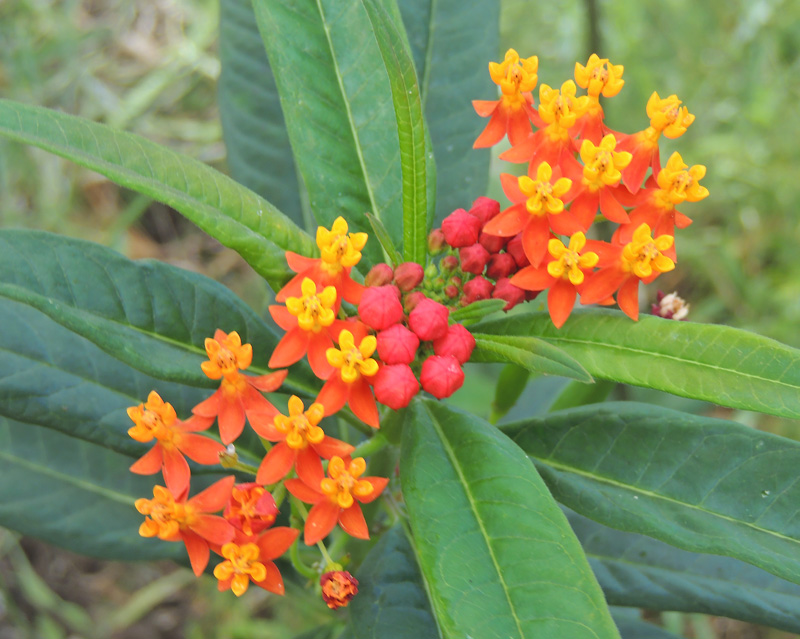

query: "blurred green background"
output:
1 0 799 637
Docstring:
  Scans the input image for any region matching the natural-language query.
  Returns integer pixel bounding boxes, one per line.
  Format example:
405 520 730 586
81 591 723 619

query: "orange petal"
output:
162 447 191 496
189 475 236 513
268 328 309 369
218 395 246 444
473 108 507 148
192 388 222 418
622 143 656 193
257 526 299 561
248 369 289 392
275 272 305 303
254 561 285 595
256 442 296 486
285 251 319 274
569 190 599 230
338 503 369 539
616 276 640 320
247 411 281 440
181 433 225 465
580 267 627 306
180 414 215 432
521 215 550 267
482 204 529 238
269 305 298 332
129 445 163 475
499 172 526 202
548 279 577 329
498 132 539 163
305 500 340 545
349 379 379 429
317 377 348 417
284 478 324 504
472 99 500 118
190 514 235 546
312 436 355 460
510 265 554 292
295 446 325 488
181 530 210 576
507 111 534 147
356 477 389 504
339 274 365 306
599 188 630 224
307 333 335 379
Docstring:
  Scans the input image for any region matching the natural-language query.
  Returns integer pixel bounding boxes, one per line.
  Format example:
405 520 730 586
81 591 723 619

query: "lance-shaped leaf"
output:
0 99 315 289
347 525 439 639
0 230 317 396
401 399 620 639
252 0 403 265
219 0 304 223
398 0 498 221
362 0 429 265
0 415 193 561
501 402 800 586
474 309 800 419
471 332 592 382
568 510 800 634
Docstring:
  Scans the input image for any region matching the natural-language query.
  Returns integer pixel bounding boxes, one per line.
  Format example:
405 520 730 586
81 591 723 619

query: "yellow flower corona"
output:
621 224 675 279
320 456 374 509
646 92 695 139
201 331 253 380
538 80 590 138
574 54 624 99
654 152 709 207
214 543 268 596
580 134 632 190
274 395 326 450
326 330 379 384
127 391 178 444
546 233 599 285
135 486 195 540
317 217 368 275
286 278 337 333
519 162 572 216
488 48 539 110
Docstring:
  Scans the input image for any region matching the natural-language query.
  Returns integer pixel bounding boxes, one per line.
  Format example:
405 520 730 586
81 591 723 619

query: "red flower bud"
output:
506 234 530 268
420 355 464 399
469 196 501 225
408 297 450 341
486 252 518 281
376 324 420 365
492 277 526 311
444 285 459 299
374 364 419 409
433 324 476 364
320 571 359 610
394 262 424 292
479 231 507 254
461 276 494 305
441 255 459 272
403 290 426 313
359 285 404 330
365 263 394 287
458 243 490 275
441 209 481 248
428 228 445 254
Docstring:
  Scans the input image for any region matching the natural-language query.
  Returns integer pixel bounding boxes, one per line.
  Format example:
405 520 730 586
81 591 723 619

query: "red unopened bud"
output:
506 234 530 268
359 285 404 330
433 324 476 364
408 297 450 341
420 355 464 399
461 276 494 305
403 290 426 313
320 571 359 610
486 252 518 280
479 231 507 254
444 285 459 298
376 324 420 365
394 262 424 292
365 263 394 287
459 243 491 275
441 255 459 272
428 228 445 254
442 209 481 248
374 364 419 409
469 196 501 225
492 277 526 311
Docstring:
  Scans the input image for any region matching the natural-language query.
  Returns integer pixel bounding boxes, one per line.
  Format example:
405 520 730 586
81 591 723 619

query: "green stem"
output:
290 539 318 581
351 432 389 459
291 497 339 572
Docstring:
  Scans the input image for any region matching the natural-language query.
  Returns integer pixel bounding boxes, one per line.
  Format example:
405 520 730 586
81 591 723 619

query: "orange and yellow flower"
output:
223 483 278 537
128 391 223 495
573 54 624 143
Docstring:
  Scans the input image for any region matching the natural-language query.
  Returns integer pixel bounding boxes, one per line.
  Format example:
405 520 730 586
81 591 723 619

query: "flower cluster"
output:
470 51 707 325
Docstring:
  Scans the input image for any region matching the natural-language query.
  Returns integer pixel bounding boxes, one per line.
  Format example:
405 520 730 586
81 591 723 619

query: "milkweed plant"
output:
2 1 800 638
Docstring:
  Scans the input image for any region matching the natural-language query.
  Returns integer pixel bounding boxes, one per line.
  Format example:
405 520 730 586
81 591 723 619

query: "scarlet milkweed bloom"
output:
617 152 708 255
616 92 695 192
567 134 633 228
213 527 298 596
277 217 367 306
483 164 580 268
572 54 624 144
268 278 348 379
136 476 236 576
500 80 589 175
285 456 388 545
472 49 539 148
511 232 599 328
255 395 354 486
320 570 359 609
581 223 675 320
318 328 380 428
224 483 278 536
192 330 288 445
127 391 223 495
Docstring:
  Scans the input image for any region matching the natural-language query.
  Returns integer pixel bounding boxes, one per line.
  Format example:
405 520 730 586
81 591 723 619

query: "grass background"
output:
1 0 799 637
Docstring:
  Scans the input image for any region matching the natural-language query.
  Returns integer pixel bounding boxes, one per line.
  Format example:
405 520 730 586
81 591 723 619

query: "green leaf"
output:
362 0 430 265
366 213 403 267
347 525 439 639
471 333 593 382
474 309 800 419
447 298 506 325
252 0 403 265
490 364 531 423
401 399 620 639
610 609 684 639
397 0 498 221
548 380 615 413
569 510 800 634
218 0 304 223
501 402 800 586
0 415 189 560
0 230 317 396
0 99 315 289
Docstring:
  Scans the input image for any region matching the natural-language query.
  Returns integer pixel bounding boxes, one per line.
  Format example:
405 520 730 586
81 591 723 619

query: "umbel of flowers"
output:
128 50 706 610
